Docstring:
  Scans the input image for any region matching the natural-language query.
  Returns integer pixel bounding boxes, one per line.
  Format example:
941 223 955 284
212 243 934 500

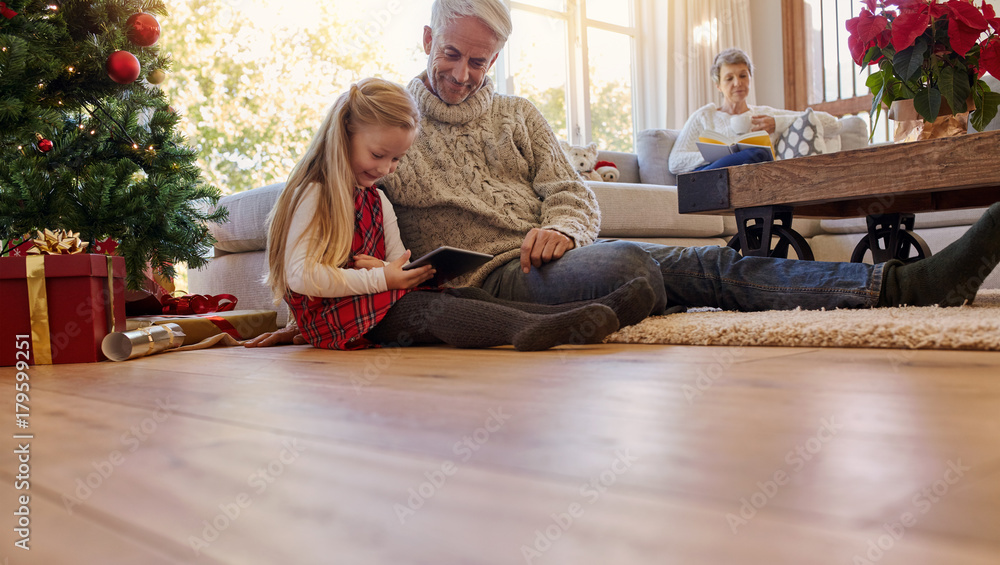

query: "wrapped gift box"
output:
126 310 278 345
1 254 125 365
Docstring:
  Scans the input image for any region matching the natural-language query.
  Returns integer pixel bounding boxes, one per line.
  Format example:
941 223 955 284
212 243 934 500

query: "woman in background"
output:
669 48 794 174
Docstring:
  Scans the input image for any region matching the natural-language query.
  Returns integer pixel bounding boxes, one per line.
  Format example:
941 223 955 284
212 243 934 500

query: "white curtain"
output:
666 0 754 129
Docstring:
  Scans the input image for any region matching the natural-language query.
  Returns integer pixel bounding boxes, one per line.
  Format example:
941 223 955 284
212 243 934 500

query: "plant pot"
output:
888 98 972 142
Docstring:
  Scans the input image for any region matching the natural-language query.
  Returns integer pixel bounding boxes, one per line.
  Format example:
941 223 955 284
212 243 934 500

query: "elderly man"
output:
248 0 1000 346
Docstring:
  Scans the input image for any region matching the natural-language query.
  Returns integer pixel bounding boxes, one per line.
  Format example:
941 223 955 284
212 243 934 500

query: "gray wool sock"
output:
511 304 619 351
879 202 1000 307
445 277 656 328
367 293 619 351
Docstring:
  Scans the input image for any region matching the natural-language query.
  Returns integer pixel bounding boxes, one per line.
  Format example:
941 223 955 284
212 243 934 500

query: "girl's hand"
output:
243 327 306 347
352 254 384 270
383 250 435 290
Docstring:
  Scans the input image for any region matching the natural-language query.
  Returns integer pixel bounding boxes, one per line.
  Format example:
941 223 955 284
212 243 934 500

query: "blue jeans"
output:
481 240 884 313
695 146 773 171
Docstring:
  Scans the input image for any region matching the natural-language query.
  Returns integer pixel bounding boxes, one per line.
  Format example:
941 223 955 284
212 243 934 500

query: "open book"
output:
696 130 775 163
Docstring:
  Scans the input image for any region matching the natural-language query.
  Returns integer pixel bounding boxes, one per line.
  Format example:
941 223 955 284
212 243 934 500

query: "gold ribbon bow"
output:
26 228 89 255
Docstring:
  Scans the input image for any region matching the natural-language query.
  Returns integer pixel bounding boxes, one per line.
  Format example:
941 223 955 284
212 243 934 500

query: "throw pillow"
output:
776 108 826 160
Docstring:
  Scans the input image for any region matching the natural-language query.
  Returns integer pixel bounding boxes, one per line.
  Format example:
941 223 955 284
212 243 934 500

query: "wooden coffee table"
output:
677 129 1000 262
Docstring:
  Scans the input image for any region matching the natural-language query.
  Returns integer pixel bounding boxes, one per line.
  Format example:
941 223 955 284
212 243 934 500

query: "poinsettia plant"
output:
847 0 1000 132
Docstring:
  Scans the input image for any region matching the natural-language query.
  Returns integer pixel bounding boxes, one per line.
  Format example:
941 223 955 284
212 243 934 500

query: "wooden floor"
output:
2 342 999 564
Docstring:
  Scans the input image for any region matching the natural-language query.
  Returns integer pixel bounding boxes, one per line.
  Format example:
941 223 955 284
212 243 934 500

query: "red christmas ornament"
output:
126 13 161 47
38 139 53 152
107 51 141 84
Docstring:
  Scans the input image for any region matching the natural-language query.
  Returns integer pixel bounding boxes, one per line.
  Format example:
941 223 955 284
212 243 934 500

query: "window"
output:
783 0 891 142
498 0 639 151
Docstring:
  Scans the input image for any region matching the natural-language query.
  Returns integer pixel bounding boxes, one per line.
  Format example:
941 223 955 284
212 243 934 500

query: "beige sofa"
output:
191 123 998 326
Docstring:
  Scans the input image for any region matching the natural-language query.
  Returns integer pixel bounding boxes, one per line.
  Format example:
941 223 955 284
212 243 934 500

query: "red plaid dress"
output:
285 187 410 350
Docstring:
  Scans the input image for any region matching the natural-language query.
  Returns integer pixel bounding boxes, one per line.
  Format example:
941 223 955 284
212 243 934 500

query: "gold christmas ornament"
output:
147 69 166 85
26 228 90 255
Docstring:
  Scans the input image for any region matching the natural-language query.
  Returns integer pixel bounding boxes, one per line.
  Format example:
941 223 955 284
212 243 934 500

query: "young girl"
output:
264 78 655 351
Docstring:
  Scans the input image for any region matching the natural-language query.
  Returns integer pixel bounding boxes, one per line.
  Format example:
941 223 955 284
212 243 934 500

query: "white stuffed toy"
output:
559 140 602 182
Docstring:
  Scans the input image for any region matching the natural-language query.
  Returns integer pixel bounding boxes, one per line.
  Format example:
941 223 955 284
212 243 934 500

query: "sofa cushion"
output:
635 129 679 187
776 109 827 159
819 208 988 234
588 182 724 238
837 115 869 151
595 150 640 184
210 183 284 253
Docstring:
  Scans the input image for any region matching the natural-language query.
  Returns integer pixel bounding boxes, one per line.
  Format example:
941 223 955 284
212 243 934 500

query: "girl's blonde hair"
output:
265 78 420 302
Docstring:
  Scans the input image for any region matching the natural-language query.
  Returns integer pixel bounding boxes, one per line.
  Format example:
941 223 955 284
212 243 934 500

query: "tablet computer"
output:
403 246 494 287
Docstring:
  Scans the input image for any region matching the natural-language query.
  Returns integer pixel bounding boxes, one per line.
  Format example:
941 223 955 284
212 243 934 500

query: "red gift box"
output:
1 254 125 365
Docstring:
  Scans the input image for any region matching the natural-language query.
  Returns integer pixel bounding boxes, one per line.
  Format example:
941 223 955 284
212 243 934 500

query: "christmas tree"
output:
0 0 226 289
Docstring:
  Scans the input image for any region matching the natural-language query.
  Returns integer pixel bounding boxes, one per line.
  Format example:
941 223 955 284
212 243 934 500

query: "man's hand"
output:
520 228 574 273
751 115 776 134
384 250 435 289
244 326 306 347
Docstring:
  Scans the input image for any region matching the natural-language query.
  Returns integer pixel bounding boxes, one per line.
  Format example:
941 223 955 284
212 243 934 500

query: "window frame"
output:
781 0 873 116
497 0 642 148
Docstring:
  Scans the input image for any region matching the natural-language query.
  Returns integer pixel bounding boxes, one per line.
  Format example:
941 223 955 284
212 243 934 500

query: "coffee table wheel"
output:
727 224 815 260
850 228 932 264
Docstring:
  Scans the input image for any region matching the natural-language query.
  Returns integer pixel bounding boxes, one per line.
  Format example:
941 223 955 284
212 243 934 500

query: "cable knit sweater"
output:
380 73 601 288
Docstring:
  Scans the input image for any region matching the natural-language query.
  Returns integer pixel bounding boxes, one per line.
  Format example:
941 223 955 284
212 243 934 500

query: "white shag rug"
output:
606 290 1000 350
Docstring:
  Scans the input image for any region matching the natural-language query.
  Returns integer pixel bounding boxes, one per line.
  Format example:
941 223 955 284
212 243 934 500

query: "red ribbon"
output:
1 2 17 19
160 293 237 315
147 314 243 340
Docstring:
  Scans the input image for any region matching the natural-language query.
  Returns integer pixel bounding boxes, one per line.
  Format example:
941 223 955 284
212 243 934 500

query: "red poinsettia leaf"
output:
877 29 892 48
946 0 989 31
855 10 890 44
891 10 931 51
980 37 1000 79
983 3 1000 34
863 0 878 12
927 2 949 19
846 14 860 35
948 17 981 56
848 33 870 66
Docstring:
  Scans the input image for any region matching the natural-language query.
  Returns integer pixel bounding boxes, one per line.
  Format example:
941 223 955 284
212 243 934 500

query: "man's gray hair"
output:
711 48 754 83
430 0 513 48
